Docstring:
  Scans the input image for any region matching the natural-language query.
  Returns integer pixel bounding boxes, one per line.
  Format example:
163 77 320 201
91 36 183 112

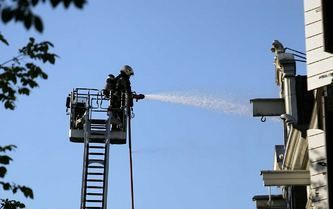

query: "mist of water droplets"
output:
145 92 251 116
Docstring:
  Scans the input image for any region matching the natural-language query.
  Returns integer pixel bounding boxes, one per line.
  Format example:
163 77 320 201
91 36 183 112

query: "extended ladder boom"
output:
66 88 144 209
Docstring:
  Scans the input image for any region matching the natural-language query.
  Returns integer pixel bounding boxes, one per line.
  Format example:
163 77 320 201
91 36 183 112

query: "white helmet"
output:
120 65 134 76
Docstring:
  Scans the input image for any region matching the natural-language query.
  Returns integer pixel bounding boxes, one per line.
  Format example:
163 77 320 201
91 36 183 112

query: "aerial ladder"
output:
66 88 144 209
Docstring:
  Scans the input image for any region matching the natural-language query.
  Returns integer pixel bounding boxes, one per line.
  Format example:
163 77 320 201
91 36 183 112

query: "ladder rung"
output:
87 172 104 176
87 193 103 196
88 159 104 165
89 152 105 156
91 122 106 125
90 119 106 124
89 146 105 149
88 140 106 144
90 131 105 135
87 186 104 189
90 127 106 130
86 200 103 203
88 165 104 169
86 179 103 182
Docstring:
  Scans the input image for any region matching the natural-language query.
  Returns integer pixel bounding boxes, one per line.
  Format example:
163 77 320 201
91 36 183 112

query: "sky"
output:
0 1 307 209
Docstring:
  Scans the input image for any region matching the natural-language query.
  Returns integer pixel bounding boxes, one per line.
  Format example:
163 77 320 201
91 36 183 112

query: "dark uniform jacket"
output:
112 73 133 107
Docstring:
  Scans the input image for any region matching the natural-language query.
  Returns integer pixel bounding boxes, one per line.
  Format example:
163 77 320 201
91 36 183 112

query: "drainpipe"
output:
280 53 298 123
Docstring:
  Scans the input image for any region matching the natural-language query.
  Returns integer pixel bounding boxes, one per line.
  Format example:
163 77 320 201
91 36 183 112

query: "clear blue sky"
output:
1 1 306 209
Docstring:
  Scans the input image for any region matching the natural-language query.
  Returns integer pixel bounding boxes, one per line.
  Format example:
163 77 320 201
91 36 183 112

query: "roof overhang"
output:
261 170 310 186
252 195 287 209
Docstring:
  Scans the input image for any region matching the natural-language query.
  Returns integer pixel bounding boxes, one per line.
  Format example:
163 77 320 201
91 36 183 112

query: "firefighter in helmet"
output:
106 65 134 130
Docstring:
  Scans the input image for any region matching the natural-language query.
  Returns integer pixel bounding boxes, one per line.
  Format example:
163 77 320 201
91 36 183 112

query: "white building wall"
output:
304 0 333 90
307 129 329 209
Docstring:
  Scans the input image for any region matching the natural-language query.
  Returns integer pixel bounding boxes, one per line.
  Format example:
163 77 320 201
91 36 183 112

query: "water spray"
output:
144 92 252 116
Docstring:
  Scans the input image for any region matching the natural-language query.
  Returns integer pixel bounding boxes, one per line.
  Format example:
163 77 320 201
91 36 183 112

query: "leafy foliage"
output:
0 34 9 46
0 199 25 209
0 37 58 110
0 146 33 209
0 145 17 152
0 0 87 33
0 1 86 208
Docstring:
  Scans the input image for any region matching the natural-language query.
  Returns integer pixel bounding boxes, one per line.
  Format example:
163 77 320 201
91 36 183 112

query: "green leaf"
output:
12 66 24 73
20 186 34 199
33 16 43 32
18 88 30 95
29 37 35 44
0 155 12 165
1 8 14 23
63 0 71 8
0 166 7 178
0 34 9 46
49 54 56 64
14 8 25 22
41 72 48 79
45 41 54 47
31 0 39 6
25 62 34 69
4 100 15 110
27 80 38 88
74 0 86 8
2 182 11 190
24 13 33 30
0 145 17 152
50 0 61 7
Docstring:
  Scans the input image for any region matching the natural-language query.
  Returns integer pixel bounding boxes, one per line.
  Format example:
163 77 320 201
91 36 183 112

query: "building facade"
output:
251 1 332 209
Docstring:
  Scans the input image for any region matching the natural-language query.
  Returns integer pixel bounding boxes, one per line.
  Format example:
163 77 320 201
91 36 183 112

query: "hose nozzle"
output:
132 93 145 102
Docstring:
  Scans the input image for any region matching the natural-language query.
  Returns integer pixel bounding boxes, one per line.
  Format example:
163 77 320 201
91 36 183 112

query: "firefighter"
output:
103 74 116 98
110 65 134 130
112 65 134 107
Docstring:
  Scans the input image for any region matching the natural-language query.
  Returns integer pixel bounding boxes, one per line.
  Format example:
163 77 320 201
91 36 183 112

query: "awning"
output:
261 170 310 186
252 195 287 209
